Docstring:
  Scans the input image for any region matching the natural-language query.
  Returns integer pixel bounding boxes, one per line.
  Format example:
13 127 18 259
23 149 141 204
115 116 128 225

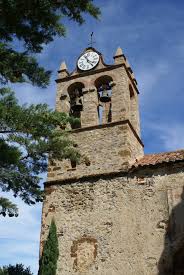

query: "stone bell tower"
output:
48 47 144 182
40 47 145 274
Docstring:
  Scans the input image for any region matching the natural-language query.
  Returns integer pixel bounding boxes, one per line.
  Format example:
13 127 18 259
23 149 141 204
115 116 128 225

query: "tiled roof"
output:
133 149 184 168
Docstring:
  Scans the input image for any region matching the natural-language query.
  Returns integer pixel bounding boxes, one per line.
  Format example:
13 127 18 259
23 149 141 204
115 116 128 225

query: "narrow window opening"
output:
97 104 103 125
108 103 112 123
71 160 76 169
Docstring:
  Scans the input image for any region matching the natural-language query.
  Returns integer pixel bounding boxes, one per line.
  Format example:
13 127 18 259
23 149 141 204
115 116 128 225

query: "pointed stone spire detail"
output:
115 47 123 57
114 47 125 64
58 61 69 79
60 61 67 71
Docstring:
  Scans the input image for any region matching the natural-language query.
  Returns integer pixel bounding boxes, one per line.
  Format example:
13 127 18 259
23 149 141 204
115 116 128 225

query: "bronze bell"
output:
71 96 83 111
100 90 111 102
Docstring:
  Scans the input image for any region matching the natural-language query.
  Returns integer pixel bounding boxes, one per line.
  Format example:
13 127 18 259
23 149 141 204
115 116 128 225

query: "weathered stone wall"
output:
40 162 184 275
47 121 144 182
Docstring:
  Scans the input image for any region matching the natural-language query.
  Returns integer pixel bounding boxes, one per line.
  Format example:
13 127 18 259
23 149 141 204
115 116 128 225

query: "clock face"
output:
77 51 100 71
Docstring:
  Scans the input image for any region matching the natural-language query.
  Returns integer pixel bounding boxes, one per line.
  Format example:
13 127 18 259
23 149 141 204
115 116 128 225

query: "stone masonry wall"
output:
47 121 144 182
40 162 184 275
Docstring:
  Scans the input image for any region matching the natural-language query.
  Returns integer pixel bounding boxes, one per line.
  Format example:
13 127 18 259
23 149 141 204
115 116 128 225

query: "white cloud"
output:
159 125 184 151
147 122 184 151
137 60 169 98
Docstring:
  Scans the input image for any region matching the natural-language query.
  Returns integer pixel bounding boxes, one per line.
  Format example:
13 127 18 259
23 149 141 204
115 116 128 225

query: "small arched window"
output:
95 75 113 124
67 82 85 129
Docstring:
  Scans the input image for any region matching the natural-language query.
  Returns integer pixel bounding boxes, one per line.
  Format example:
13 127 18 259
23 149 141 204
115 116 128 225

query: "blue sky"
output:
1 0 184 274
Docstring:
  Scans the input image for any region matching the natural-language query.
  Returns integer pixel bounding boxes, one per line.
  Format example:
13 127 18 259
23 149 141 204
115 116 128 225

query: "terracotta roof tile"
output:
133 149 184 168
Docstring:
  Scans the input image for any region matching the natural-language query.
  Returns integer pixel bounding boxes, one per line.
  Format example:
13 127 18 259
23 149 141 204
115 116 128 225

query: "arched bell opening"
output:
95 75 113 103
95 75 113 124
67 82 84 129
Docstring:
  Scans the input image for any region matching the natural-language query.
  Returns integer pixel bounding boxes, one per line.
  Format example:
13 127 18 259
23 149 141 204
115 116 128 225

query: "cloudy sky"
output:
1 0 184 274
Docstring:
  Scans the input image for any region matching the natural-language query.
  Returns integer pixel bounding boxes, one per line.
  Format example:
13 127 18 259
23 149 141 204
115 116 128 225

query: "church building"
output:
40 46 184 275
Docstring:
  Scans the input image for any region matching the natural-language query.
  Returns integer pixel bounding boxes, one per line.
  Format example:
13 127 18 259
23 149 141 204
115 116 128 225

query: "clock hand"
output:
84 55 90 62
84 55 92 65
84 55 94 66
86 56 94 65
87 59 93 66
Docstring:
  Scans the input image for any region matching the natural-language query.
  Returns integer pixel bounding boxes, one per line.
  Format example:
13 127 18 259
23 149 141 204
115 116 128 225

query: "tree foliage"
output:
0 87 80 216
38 219 59 275
0 0 100 85
0 0 100 216
0 264 33 275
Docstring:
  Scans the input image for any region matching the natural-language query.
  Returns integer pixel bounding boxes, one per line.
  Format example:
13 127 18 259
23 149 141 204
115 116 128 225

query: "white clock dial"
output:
77 51 99 71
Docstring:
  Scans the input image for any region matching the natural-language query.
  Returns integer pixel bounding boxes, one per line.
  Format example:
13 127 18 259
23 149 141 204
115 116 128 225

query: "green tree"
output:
0 87 80 217
38 219 59 275
0 267 8 275
0 0 100 216
0 264 33 275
